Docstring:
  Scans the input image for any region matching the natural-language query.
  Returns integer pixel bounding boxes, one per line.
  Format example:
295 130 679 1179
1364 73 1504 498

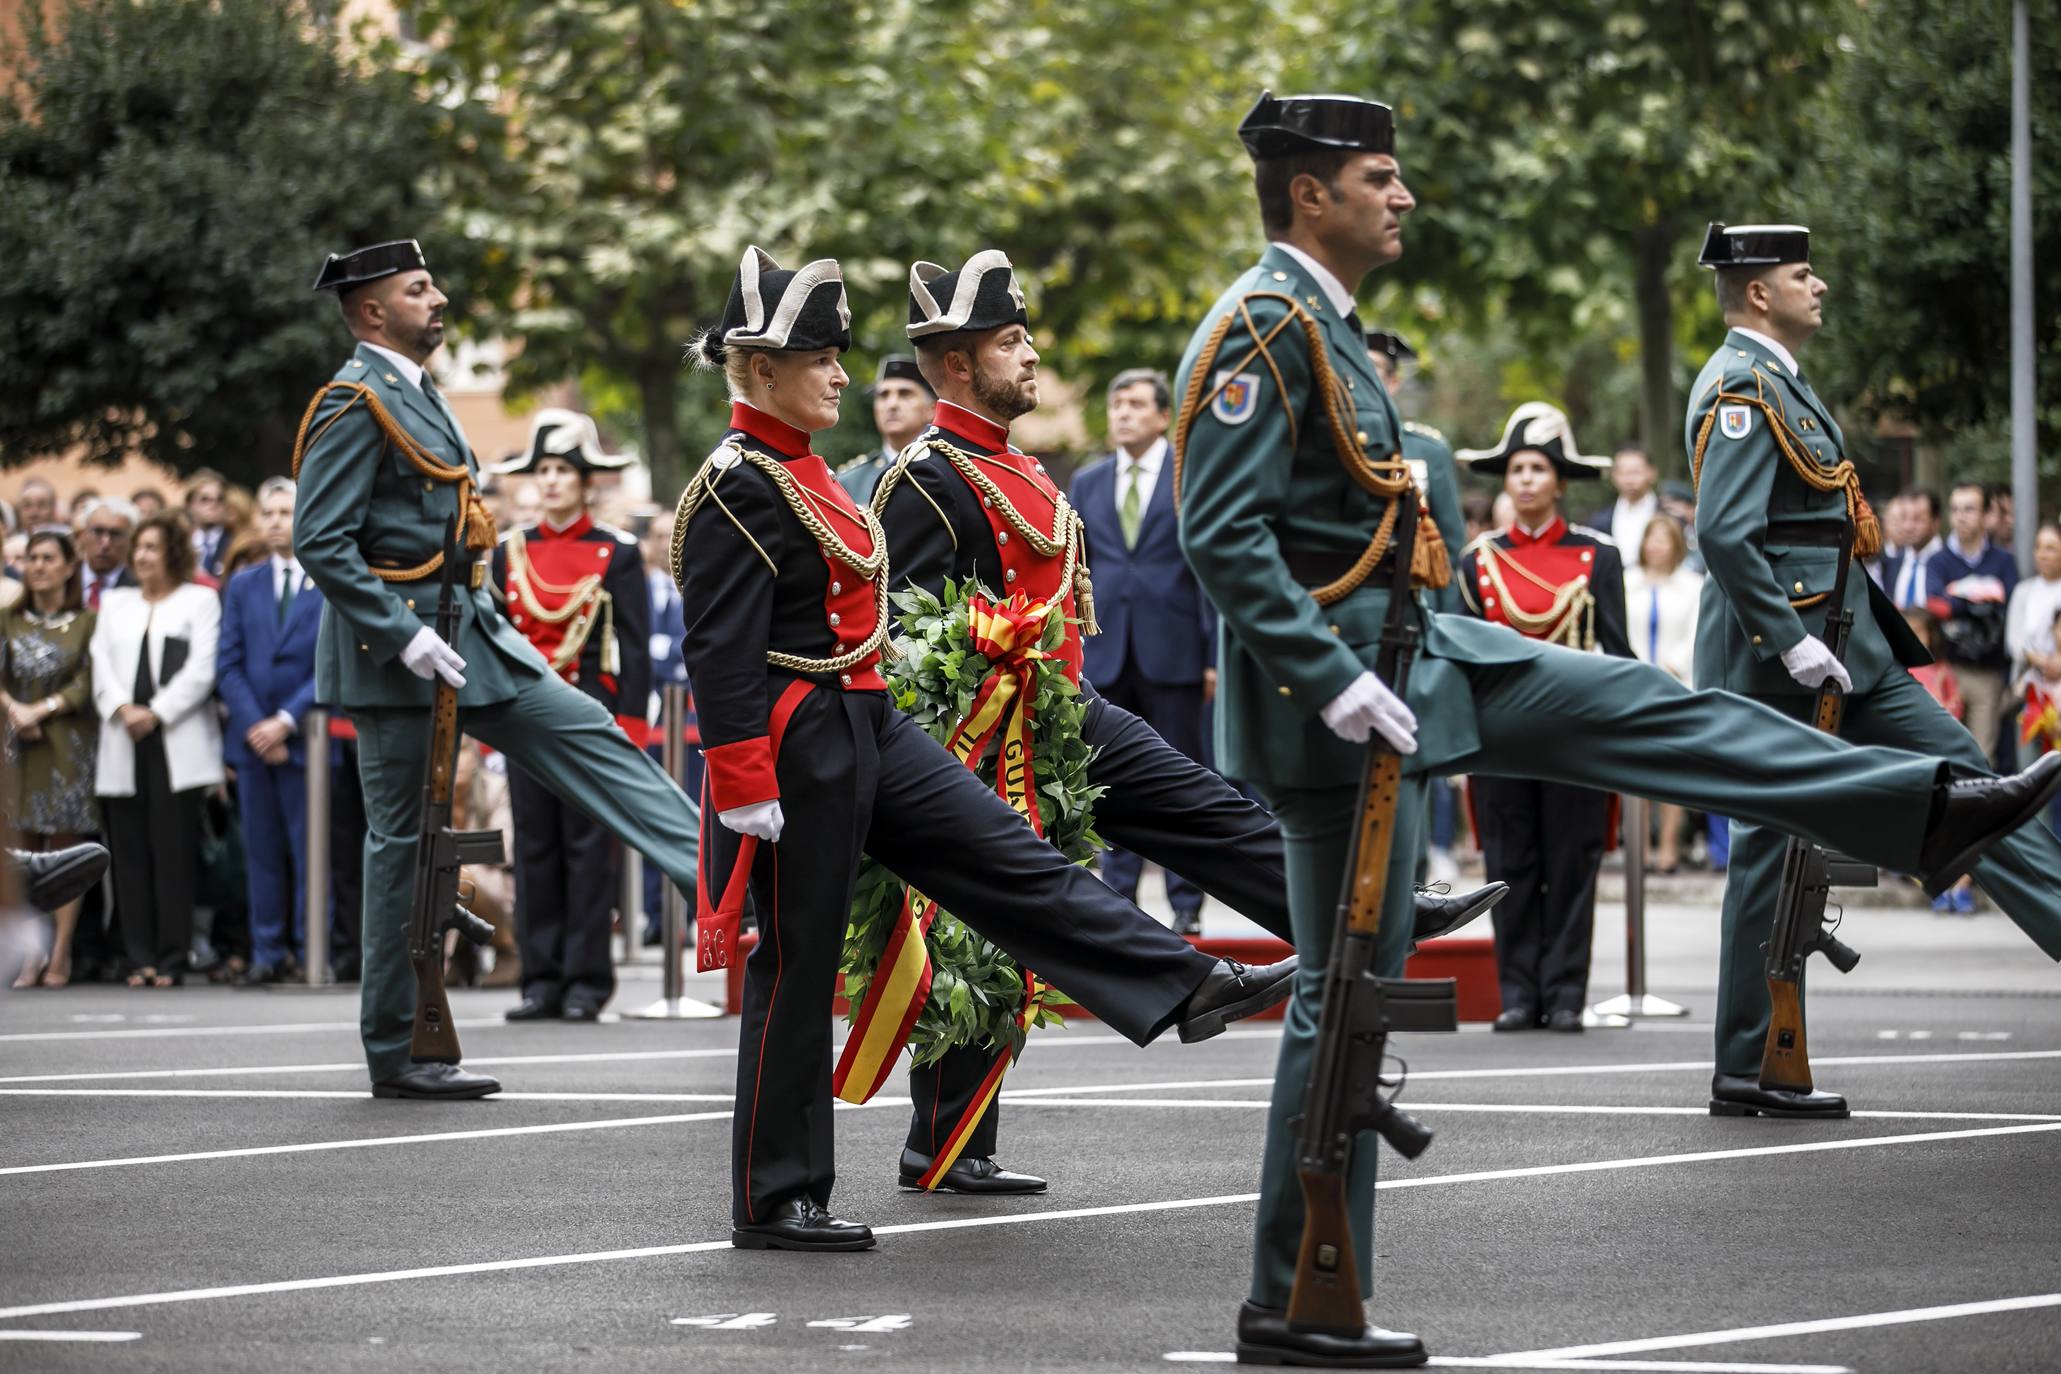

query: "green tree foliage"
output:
1801 0 2061 497
0 0 484 486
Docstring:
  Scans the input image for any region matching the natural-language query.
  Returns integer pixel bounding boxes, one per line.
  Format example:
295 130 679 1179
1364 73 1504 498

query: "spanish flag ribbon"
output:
2022 683 2060 752
832 594 1058 1181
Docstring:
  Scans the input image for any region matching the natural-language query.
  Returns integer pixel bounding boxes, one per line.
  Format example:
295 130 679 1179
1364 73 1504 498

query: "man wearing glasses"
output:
75 498 137 609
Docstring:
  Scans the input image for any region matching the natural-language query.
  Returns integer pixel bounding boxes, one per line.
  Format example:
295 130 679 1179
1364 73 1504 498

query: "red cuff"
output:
704 735 778 812
614 714 652 749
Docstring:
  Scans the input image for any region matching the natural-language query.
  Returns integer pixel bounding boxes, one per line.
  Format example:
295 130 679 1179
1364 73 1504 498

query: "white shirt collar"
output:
270 553 299 580
1616 492 1659 517
1270 242 1357 317
1734 327 1800 377
362 342 428 391
1117 436 1167 481
1517 518 1557 539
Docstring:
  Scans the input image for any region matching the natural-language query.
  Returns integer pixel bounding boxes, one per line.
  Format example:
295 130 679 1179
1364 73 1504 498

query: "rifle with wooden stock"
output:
1757 526 1869 1095
408 517 503 1065
1287 487 1460 1335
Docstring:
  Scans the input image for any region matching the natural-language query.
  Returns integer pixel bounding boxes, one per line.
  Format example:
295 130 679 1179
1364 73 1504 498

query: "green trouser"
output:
1249 778 1424 1309
353 672 701 1084
1714 669 2061 1075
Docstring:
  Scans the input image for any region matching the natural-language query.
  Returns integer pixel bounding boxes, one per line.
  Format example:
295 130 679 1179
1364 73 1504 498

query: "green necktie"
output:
1120 460 1144 549
277 568 295 624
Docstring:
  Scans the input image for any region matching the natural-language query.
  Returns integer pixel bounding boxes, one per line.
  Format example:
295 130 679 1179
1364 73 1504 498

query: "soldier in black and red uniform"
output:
672 246 1295 1253
489 410 649 1021
875 251 1505 1196
1456 403 1633 1033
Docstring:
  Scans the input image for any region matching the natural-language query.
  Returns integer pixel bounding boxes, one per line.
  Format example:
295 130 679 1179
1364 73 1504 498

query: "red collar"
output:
933 400 1012 453
1508 515 1568 548
729 402 814 460
535 510 593 541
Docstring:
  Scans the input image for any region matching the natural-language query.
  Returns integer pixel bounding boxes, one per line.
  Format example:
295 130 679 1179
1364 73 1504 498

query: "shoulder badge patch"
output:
709 446 742 472
1211 371 1258 426
1718 404 1753 440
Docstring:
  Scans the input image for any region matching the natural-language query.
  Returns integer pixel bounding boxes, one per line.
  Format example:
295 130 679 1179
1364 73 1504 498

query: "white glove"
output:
718 799 785 843
400 626 467 689
1319 670 1418 754
1780 635 1852 693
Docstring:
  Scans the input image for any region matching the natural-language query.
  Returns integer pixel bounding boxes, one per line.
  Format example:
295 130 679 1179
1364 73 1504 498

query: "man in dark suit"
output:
218 476 327 983
1069 369 1213 932
76 497 137 610
185 469 232 579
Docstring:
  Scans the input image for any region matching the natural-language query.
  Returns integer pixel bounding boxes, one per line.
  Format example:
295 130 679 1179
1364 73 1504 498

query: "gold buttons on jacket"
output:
405 599 416 610
1277 685 1292 696
1329 624 1341 635
1005 570 1017 583
1272 271 1288 281
1794 581 1805 594
423 480 434 493
1752 634 1764 645
1356 430 1369 444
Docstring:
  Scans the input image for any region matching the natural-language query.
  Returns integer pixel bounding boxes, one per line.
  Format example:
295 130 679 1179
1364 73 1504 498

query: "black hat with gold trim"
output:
312 239 426 293
495 408 632 478
906 250 1029 339
1697 222 1810 269
1238 90 1394 160
1456 403 1609 481
698 246 852 363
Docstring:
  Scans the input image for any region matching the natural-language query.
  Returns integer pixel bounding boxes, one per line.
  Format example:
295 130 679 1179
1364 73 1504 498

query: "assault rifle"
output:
1288 487 1459 1335
409 517 502 1065
1757 526 1869 1095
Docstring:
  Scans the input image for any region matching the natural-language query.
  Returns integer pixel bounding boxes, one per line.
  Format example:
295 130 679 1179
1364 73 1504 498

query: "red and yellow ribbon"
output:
832 594 1057 1183
2022 683 2060 753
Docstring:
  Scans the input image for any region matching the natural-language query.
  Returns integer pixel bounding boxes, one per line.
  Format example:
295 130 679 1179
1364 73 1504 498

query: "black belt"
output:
1769 523 1850 549
1285 549 1395 590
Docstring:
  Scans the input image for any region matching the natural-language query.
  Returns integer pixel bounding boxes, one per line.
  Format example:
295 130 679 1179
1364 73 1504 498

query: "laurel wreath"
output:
839 578 1102 1065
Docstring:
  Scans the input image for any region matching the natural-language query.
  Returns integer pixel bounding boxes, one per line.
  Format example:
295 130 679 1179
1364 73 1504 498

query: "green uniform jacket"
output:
1401 419 1466 617
1686 328 1928 698
1174 246 1537 792
296 343 546 710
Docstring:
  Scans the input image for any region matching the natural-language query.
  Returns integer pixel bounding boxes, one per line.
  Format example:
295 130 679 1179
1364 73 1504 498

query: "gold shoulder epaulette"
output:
1403 419 1446 443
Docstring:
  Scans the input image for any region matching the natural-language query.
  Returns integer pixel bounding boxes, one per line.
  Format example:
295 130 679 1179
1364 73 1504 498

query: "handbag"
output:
197 789 248 909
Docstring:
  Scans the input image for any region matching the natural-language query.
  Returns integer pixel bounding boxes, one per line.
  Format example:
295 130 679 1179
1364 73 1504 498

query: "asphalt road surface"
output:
2 890 2055 1373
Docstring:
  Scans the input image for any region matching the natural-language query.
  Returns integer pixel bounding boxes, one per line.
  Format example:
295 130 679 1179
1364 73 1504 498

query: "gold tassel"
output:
1074 571 1102 636
1852 491 1883 560
598 592 618 677
1411 506 1451 590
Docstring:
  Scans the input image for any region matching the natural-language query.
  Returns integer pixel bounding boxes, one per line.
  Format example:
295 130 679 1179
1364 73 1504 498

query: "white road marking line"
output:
2 1123 2051 1320
0 1089 738 1103
1007 1099 2061 1123
1166 1357 1853 1372
0 1018 504 1044
0 1048 743 1084
1496 1291 2061 1361
1404 1049 2061 1082
0 1330 143 1343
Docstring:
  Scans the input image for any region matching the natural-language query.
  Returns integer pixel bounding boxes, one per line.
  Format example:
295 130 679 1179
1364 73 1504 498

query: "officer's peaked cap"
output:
906 251 1029 340
312 239 427 293
707 246 852 360
870 354 935 397
1698 223 1810 269
1239 90 1395 161
495 408 631 477
1455 403 1609 481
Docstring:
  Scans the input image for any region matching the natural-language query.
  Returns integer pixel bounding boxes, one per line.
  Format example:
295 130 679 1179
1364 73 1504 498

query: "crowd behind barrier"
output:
1 439 2055 996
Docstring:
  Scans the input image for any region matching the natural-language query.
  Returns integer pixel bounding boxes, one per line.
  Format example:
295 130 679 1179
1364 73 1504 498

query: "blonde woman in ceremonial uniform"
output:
673 247 1297 1253
1456 405 1630 1032
489 410 646 1022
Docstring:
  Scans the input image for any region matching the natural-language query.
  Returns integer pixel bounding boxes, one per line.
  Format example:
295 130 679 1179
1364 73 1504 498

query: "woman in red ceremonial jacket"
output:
489 410 645 1022
672 247 1294 1254
1456 403 1633 1033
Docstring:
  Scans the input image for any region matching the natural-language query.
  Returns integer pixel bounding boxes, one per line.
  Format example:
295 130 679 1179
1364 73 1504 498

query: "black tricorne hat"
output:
704 246 852 360
494 408 633 477
312 239 427 293
1238 90 1395 161
1697 223 1810 269
1455 403 1609 481
868 354 935 398
1365 330 1416 362
906 251 1029 340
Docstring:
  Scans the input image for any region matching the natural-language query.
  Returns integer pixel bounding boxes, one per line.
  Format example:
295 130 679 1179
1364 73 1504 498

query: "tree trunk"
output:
638 362 684 505
1632 223 1679 472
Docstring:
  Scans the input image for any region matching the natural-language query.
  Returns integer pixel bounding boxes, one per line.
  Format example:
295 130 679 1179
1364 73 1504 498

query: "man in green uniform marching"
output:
1175 95 2061 1367
1687 222 2061 1119
294 240 704 1099
1365 331 1464 619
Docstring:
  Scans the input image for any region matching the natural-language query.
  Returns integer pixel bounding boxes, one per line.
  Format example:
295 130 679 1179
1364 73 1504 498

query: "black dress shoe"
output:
234 962 286 988
1544 1008 1584 1033
1409 881 1509 950
372 1063 501 1099
561 1002 603 1023
1235 1301 1426 1368
1918 753 2061 895
8 843 109 913
1709 1071 1849 1119
1173 909 1204 937
898 1147 1047 1194
731 1197 876 1252
504 997 562 1022
1178 956 1299 1044
1491 1006 1538 1032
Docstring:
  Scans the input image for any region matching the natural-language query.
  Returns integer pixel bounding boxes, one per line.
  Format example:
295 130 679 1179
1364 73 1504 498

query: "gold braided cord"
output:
504 531 614 675
291 381 498 583
1170 292 1447 606
1472 540 1596 649
1690 368 1881 559
669 441 894 675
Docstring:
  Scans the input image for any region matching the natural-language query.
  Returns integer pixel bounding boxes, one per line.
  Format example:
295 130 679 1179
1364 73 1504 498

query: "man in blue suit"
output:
218 476 326 984
1070 369 1215 932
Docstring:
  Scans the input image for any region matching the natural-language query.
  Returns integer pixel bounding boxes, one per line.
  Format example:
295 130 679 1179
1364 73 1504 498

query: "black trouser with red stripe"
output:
905 693 1293 1162
508 764 618 1011
1474 774 1609 1017
729 688 1217 1226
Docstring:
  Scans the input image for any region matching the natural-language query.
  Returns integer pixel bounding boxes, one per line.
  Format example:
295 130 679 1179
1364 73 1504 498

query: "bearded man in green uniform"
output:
295 240 703 1099
1688 222 2061 1119
1175 94 2061 1367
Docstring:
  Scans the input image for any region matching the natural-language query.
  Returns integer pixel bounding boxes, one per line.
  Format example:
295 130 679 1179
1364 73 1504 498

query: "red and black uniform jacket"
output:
1458 516 1634 658
491 510 653 746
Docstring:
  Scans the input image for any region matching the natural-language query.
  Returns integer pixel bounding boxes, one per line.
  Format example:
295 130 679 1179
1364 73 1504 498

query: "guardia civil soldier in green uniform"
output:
295 241 704 1099
1688 222 2061 1119
1365 331 1464 619
1175 94 2061 1368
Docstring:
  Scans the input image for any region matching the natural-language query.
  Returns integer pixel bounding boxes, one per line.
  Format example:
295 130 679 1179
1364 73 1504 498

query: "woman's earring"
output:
766 382 775 391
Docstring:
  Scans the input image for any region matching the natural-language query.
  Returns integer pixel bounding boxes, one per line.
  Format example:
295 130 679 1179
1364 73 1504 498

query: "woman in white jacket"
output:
1623 515 1703 872
90 512 224 986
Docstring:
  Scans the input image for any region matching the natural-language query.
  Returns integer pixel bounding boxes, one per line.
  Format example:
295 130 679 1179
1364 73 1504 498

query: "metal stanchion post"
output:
301 708 332 988
1590 794 1687 1022
631 683 720 1019
619 847 644 965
